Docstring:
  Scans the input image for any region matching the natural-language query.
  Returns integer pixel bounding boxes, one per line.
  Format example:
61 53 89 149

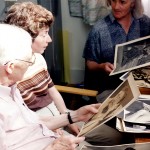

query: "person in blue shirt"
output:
83 0 150 94
83 0 150 146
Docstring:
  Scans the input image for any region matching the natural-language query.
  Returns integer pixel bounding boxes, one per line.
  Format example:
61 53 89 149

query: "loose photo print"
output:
132 66 150 88
78 73 140 137
110 36 150 76
122 120 150 133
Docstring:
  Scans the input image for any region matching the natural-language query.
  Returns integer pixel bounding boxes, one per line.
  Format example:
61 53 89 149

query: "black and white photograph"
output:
116 97 150 133
80 142 150 150
123 100 150 124
110 36 150 76
123 120 150 133
78 73 140 137
132 66 150 88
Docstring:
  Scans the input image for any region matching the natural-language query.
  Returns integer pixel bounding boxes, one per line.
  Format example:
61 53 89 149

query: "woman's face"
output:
31 27 52 54
110 0 135 20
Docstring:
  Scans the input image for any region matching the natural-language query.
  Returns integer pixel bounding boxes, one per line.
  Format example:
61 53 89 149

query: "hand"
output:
75 104 100 122
101 62 114 74
45 135 85 150
53 128 64 136
67 123 80 135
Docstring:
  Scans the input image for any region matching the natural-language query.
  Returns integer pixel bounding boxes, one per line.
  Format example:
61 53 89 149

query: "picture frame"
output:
68 0 83 17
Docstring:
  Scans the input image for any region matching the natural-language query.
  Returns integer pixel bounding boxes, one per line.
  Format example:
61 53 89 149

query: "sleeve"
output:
0 117 7 150
48 73 54 88
82 26 102 63
139 15 150 37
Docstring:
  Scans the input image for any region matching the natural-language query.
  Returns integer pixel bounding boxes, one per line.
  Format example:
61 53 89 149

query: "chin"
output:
113 12 122 19
40 49 45 54
114 15 123 20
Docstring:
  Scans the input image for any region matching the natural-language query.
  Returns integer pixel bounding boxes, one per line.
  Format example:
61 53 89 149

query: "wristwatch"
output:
65 111 74 124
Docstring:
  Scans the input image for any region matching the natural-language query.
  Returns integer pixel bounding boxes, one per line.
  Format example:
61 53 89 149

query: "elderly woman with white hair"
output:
83 0 150 145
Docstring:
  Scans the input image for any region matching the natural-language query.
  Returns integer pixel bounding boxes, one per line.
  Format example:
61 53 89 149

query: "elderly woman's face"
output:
110 0 135 20
31 27 52 54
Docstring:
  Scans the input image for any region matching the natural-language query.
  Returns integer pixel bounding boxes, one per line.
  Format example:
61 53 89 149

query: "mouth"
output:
113 11 122 17
114 10 121 13
43 46 47 49
114 9 122 12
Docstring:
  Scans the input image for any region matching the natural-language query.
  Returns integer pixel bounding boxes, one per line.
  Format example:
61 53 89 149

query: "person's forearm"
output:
86 60 104 71
86 60 114 73
40 104 100 130
40 114 69 130
39 111 79 130
48 87 68 113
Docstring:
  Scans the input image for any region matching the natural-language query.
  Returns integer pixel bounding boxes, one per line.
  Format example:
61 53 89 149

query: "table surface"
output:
135 133 150 143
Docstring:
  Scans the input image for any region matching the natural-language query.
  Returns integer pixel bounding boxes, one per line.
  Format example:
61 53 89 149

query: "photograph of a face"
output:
110 36 150 76
78 73 140 137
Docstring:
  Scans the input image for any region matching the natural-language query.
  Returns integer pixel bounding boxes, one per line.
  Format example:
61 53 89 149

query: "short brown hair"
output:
4 2 54 38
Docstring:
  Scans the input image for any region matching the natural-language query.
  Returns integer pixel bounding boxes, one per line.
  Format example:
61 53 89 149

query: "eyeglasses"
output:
4 53 36 66
15 53 36 66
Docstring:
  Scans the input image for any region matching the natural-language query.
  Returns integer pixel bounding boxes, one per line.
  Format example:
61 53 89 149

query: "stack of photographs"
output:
116 96 150 133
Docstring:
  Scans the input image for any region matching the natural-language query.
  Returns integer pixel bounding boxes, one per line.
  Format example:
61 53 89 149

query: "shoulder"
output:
138 15 150 35
93 17 108 30
34 53 46 62
34 53 47 67
90 14 112 35
23 53 47 78
139 14 150 23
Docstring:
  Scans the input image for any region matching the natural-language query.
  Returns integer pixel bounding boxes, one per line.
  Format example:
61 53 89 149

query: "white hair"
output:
107 0 144 19
132 0 144 19
0 24 32 65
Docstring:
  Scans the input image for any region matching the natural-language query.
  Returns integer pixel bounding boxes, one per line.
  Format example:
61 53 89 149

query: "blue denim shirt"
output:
83 13 150 93
83 13 150 64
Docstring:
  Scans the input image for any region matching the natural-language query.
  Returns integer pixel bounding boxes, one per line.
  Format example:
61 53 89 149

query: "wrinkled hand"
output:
76 104 100 122
45 135 85 150
67 123 80 135
53 128 64 136
101 62 114 74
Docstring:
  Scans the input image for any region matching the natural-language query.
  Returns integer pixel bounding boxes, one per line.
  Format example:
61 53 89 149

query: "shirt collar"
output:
109 13 116 23
109 12 135 24
0 84 17 100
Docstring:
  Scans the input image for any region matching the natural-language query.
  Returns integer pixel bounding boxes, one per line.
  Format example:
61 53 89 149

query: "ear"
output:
4 62 15 74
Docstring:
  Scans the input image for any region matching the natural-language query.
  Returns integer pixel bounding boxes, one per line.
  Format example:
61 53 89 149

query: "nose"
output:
114 1 120 10
47 35 52 43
